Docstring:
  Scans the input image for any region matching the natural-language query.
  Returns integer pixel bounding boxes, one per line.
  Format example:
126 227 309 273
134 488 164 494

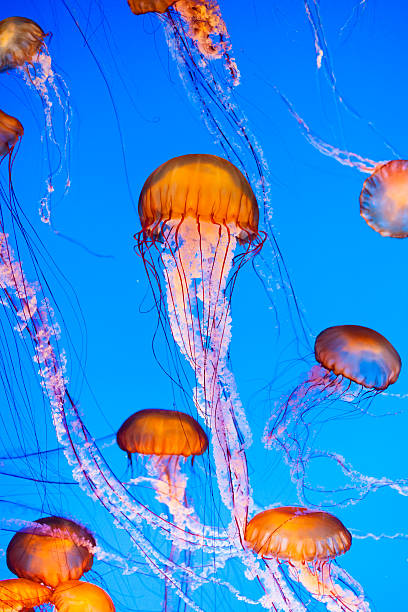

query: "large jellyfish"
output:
137 153 263 536
52 580 115 612
7 516 95 588
264 325 401 505
0 15 71 224
245 506 369 611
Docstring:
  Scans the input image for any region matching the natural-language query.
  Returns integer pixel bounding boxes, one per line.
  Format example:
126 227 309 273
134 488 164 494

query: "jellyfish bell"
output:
52 580 115 612
139 153 259 243
7 516 96 588
0 17 46 72
244 506 351 562
128 0 177 14
0 109 24 157
360 160 408 238
117 408 208 459
315 324 401 391
0 578 51 611
245 506 364 610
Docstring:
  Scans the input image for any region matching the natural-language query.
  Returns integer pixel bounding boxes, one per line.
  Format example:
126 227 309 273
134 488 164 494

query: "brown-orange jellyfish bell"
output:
138 153 259 243
0 17 46 72
117 408 208 459
360 160 408 238
315 325 401 390
127 0 177 14
0 578 52 611
245 507 361 609
7 516 96 588
0 109 24 156
245 506 351 562
52 580 115 612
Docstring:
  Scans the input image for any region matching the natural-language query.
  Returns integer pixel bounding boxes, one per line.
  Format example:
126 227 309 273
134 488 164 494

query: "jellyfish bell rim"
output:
360 159 408 238
244 506 352 563
137 153 260 244
127 0 178 15
314 324 401 390
116 408 209 457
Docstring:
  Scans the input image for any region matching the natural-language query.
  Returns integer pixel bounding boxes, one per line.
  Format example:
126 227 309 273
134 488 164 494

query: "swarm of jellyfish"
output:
0 2 407 612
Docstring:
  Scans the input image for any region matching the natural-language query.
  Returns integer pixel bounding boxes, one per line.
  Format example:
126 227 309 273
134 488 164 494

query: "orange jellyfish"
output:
0 578 51 611
0 109 23 157
52 580 115 612
118 408 208 522
264 325 401 504
360 159 408 237
137 154 263 534
7 516 95 588
0 17 46 72
245 506 368 611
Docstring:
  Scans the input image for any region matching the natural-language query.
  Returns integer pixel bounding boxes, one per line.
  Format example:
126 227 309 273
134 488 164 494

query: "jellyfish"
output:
52 580 115 612
360 160 408 237
7 516 95 588
0 578 52 611
0 109 23 157
117 408 208 525
245 506 369 611
137 153 264 536
264 325 401 505
0 15 71 224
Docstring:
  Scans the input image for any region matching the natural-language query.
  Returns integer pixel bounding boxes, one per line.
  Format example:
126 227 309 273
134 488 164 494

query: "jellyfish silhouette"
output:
264 325 401 505
0 15 71 223
245 506 369 611
7 516 95 588
52 580 115 612
137 153 264 535
360 160 408 237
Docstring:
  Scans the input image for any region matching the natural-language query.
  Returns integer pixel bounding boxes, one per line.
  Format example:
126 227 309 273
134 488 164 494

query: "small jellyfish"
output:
52 580 115 612
245 506 368 611
117 408 208 525
0 108 23 157
360 159 408 237
264 325 401 504
0 17 46 72
7 516 95 588
0 578 51 610
127 0 176 14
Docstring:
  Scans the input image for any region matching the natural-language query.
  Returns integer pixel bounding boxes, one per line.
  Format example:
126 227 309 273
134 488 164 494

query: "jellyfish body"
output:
0 109 23 156
0 578 51 611
7 516 95 588
0 17 45 72
52 580 115 612
245 507 368 611
138 153 262 535
127 0 177 14
360 160 408 238
265 325 401 504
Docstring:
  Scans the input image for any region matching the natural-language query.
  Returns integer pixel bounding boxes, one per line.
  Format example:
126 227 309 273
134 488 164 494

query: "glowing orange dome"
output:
117 408 208 457
52 580 115 612
127 0 177 14
0 17 45 71
245 506 351 562
0 578 51 610
0 109 24 155
7 516 95 588
138 154 259 242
